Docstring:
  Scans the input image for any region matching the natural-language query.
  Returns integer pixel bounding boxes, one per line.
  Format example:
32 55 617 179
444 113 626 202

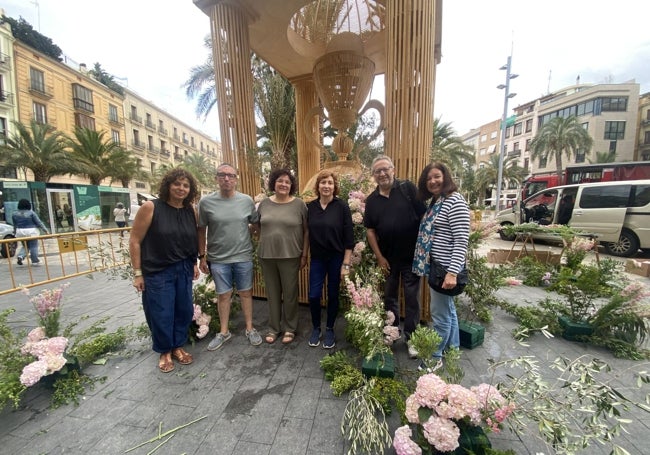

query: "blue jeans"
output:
210 261 254 295
308 255 344 329
384 260 421 340
142 258 195 353
429 287 459 358
16 233 40 263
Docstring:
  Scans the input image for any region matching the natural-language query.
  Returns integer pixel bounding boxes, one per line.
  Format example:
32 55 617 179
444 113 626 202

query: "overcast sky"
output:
3 0 649 139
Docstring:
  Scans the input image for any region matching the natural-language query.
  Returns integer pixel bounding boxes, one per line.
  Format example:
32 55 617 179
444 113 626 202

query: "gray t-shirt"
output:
198 191 259 263
257 197 307 259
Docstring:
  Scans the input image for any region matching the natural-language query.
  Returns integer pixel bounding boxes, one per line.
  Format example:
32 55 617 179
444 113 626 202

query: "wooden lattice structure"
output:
194 0 442 317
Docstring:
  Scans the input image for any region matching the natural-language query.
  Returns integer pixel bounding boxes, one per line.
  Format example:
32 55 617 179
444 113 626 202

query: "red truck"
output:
522 161 650 200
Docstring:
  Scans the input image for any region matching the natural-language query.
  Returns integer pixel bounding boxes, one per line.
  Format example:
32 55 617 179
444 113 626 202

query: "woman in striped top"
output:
413 162 470 370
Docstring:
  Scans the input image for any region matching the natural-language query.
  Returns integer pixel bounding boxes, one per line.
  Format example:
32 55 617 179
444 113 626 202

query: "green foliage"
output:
367 377 411 418
493 355 650 454
331 365 364 397
508 255 555 287
463 254 507 322
0 309 29 409
341 379 392 455
549 264 612 322
408 325 442 364
51 370 106 408
500 222 582 242
70 323 148 365
320 350 356 381
88 238 132 280
0 16 63 60
499 298 564 340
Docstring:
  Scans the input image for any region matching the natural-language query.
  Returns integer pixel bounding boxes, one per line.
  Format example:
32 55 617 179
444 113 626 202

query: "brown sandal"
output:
171 348 193 365
265 333 278 344
158 353 175 373
281 332 295 344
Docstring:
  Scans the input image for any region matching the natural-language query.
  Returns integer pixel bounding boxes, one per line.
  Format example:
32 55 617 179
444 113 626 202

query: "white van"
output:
496 179 650 257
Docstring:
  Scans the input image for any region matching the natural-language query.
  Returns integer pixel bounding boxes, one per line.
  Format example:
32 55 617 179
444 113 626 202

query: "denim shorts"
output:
210 261 254 294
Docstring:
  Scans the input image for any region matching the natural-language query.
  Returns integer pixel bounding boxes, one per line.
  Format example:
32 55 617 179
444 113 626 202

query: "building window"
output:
74 113 95 130
479 148 486 156
29 67 45 92
505 126 511 138
0 117 6 145
525 138 531 151
646 110 650 121
513 142 520 151
150 162 156 174
609 141 617 153
644 131 650 145
525 119 533 132
480 134 487 142
513 122 523 136
490 131 497 139
111 129 120 144
575 149 586 163
539 156 547 168
604 121 625 140
33 101 47 123
524 158 529 170
109 104 119 123
130 106 141 123
133 129 140 146
601 97 628 112
72 84 94 113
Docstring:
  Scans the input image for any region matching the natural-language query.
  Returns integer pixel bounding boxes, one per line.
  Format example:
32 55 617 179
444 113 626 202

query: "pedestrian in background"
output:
306 170 353 349
413 162 470 371
129 168 200 373
364 155 426 358
113 202 128 237
198 163 263 351
256 168 308 345
12 199 49 266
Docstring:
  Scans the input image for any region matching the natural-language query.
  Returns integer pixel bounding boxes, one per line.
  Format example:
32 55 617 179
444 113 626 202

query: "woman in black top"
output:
129 168 200 373
306 170 354 349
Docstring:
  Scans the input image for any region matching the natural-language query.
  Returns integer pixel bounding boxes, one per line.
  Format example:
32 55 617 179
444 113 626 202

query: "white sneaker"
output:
418 359 443 373
407 342 418 359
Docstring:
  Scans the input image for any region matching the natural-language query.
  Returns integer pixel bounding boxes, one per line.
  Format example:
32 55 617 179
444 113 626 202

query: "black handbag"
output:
428 260 468 296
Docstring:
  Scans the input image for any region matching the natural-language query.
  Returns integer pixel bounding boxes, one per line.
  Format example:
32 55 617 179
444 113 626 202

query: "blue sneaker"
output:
323 328 335 349
308 328 321 347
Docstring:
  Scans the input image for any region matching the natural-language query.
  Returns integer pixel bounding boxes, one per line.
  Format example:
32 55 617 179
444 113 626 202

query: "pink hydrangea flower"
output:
393 425 422 455
27 327 46 342
422 416 460 452
20 360 48 386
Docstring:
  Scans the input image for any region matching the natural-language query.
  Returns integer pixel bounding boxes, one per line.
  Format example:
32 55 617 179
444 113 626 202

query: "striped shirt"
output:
431 192 470 274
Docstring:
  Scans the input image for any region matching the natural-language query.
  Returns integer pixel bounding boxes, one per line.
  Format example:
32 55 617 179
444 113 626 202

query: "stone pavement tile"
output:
88 422 156 453
308 397 346 453
239 393 289 444
267 351 303 390
232 440 271 454
270 416 313 454
198 412 249 453
0 434 30 454
284 376 323 420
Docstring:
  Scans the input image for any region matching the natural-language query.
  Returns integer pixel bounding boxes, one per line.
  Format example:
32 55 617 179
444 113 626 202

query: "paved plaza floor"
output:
0 237 649 454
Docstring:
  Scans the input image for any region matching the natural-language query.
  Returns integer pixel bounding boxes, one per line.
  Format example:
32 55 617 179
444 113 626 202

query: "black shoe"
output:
17 256 23 265
323 328 336 349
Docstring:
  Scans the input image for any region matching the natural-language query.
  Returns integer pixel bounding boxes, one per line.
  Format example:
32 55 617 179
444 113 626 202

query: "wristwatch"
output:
198 254 206 260
342 263 350 270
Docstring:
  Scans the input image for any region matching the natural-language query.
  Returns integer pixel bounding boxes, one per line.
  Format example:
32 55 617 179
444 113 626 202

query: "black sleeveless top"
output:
140 199 198 274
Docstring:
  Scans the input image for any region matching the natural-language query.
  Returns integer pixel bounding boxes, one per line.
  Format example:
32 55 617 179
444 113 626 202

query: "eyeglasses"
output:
217 172 237 179
373 166 393 175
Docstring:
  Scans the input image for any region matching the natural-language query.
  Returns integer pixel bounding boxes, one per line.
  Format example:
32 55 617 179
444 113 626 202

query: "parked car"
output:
496 180 650 257
0 222 16 258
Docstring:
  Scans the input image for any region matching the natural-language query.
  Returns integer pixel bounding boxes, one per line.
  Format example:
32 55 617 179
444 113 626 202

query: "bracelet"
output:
447 272 457 277
342 264 350 270
198 254 206 260
133 269 143 277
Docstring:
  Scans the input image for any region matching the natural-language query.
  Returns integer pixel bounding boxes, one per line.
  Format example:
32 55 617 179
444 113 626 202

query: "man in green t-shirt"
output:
198 164 262 350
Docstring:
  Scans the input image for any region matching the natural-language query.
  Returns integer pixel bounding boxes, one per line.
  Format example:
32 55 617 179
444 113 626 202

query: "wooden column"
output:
205 2 260 196
384 0 439 183
292 75 322 193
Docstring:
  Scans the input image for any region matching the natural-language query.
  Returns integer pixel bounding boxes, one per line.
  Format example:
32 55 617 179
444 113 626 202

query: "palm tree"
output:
66 128 124 185
183 36 216 121
588 151 616 164
530 116 593 182
252 56 296 170
430 118 475 173
475 154 526 205
0 120 71 182
109 150 147 188
180 153 215 188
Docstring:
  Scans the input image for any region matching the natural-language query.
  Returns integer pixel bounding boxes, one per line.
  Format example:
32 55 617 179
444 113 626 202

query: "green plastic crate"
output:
459 321 485 349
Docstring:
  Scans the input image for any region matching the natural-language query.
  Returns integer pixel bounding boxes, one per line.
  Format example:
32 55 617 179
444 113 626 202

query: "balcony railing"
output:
131 140 145 150
28 80 54 99
507 150 521 158
0 91 14 105
130 113 142 124
145 120 155 130
158 126 168 135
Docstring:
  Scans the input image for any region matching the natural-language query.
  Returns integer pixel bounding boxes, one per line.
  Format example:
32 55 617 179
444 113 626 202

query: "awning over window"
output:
137 192 157 201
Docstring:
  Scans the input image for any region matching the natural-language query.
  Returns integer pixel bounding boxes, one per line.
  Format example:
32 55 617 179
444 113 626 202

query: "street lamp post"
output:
495 56 517 213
